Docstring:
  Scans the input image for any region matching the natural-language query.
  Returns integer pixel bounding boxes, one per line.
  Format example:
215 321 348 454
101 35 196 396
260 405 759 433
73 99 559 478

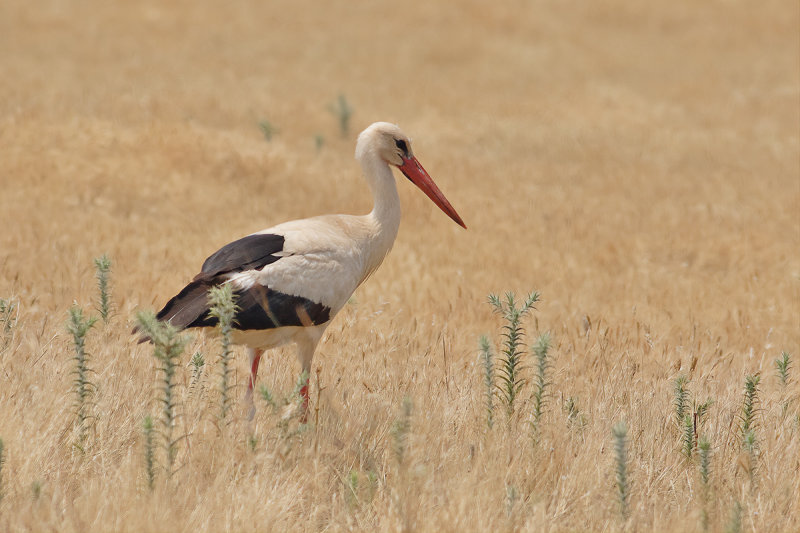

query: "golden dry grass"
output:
0 1 798 531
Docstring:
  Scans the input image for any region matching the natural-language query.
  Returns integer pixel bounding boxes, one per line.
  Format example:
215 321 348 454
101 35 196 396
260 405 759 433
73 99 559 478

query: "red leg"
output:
299 382 309 423
245 348 264 421
248 349 263 392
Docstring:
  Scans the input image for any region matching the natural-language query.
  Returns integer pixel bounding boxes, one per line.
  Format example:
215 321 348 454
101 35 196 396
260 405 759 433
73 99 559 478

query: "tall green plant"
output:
775 351 791 386
673 375 690 425
329 94 353 137
135 311 188 477
612 421 630 521
478 335 495 429
698 437 712 532
530 332 552 437
208 284 238 422
93 254 112 324
775 351 792 419
142 415 156 491
739 374 760 442
67 304 98 451
488 291 539 418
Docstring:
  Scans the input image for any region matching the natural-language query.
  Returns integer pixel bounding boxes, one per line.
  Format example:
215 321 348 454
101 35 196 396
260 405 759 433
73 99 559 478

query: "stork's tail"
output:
133 279 218 343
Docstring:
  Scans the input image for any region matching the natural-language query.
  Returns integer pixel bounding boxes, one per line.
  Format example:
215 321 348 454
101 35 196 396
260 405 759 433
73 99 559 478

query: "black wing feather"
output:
196 233 285 281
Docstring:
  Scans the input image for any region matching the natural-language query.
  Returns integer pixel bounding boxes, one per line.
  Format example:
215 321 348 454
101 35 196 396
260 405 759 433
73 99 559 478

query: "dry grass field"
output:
0 1 798 531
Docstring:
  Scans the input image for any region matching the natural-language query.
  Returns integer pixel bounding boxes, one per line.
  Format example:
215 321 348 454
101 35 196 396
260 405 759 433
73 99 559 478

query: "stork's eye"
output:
395 139 408 155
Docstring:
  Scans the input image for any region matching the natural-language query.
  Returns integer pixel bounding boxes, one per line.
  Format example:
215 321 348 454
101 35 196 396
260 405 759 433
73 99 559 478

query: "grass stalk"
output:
391 396 413 466
0 438 4 503
67 304 98 451
0 297 18 353
612 421 630 521
93 254 112 324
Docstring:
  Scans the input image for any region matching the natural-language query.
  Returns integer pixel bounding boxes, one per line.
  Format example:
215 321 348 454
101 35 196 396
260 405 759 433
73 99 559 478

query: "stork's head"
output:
356 122 466 229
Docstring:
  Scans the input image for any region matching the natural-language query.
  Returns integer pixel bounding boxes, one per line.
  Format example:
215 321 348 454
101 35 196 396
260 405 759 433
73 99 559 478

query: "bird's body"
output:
147 122 465 419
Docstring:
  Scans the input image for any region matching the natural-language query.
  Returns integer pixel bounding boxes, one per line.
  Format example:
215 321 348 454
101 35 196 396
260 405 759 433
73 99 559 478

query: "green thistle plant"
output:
673 374 690 425
530 332 552 439
612 421 630 521
329 94 353 137
135 311 188 477
208 284 238 422
698 437 712 532
478 335 495 429
739 374 761 443
505 484 518 521
259 384 278 412
258 119 277 141
775 351 791 386
564 396 587 431
682 414 695 459
725 501 742 533
189 351 205 397
775 351 793 419
143 415 156 491
488 291 539 418
93 254 112 324
742 429 758 487
67 304 98 451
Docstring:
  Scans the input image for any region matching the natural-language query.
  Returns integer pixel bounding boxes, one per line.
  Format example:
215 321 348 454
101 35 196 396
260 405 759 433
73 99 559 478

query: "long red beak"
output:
398 156 466 229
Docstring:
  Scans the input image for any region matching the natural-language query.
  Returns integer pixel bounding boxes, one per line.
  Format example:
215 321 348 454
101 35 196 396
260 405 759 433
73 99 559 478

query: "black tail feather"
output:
155 279 218 329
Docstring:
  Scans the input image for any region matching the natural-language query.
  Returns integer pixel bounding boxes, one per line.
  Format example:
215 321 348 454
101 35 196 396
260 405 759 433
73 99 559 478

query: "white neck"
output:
361 152 401 234
359 152 401 275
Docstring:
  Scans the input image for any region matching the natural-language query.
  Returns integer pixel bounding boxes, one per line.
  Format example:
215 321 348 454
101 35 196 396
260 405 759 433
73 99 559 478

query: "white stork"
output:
148 122 466 419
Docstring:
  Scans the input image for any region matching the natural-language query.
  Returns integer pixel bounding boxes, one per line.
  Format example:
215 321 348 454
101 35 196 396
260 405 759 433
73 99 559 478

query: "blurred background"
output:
0 1 798 530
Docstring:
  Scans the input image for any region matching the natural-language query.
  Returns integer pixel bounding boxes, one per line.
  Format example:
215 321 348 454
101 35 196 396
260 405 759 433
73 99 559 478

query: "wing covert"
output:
196 233 285 281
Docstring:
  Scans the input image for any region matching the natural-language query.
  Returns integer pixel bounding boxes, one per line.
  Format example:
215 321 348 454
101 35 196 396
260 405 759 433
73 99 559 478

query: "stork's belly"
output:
231 323 329 350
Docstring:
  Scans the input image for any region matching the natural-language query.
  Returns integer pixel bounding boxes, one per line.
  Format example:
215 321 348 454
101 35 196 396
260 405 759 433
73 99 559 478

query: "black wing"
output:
196 233 286 281
158 282 331 331
146 232 330 337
